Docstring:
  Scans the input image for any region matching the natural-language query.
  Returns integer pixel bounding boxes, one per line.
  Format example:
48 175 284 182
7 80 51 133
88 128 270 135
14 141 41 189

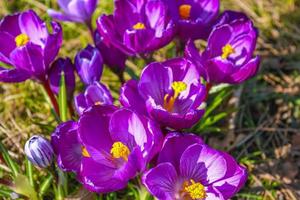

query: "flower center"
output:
163 81 187 112
182 179 206 200
221 44 235 59
15 33 30 47
179 4 192 20
94 101 102 105
82 146 90 157
133 22 146 30
110 142 130 161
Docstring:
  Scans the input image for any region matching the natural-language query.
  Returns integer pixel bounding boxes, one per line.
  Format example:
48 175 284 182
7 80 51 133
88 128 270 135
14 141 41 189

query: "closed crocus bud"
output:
75 45 103 85
47 0 97 23
48 58 76 99
24 135 54 168
94 31 127 75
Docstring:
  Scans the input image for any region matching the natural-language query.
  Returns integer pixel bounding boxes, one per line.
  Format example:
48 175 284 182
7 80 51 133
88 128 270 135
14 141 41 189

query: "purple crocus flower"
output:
51 121 82 173
143 132 247 200
48 58 76 99
78 106 163 193
75 45 103 85
185 11 260 84
165 0 219 40
25 135 54 168
97 0 176 55
47 0 97 23
120 58 206 130
74 81 113 115
94 31 127 75
0 10 62 82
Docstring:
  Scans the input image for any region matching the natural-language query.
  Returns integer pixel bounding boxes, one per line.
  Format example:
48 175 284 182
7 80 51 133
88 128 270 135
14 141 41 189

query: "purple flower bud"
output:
48 58 76 99
24 135 54 168
94 31 127 75
47 0 97 23
75 45 103 85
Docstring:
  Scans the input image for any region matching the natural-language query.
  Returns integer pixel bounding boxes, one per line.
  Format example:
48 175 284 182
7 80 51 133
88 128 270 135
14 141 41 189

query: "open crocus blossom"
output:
75 45 103 85
0 10 62 82
47 0 97 23
94 31 127 76
165 0 219 40
97 0 176 55
78 106 163 193
48 57 75 99
185 11 260 84
120 58 206 130
143 132 247 200
51 121 82 173
74 81 113 115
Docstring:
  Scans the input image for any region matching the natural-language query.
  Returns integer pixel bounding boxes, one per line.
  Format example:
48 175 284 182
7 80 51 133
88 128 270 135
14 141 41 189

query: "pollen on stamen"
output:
94 101 102 106
133 22 146 30
183 179 206 200
110 142 130 161
15 33 30 47
179 4 192 20
172 81 187 95
221 44 235 59
82 146 90 157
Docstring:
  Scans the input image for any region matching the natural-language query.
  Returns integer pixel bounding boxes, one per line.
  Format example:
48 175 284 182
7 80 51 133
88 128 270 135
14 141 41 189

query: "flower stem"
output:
204 82 213 101
42 80 60 115
85 19 94 40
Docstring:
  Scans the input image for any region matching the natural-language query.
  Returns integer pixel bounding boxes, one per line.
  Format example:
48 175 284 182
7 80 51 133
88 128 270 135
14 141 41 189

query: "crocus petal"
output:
84 82 113 106
0 13 21 37
229 56 260 84
80 157 128 193
75 45 103 85
120 79 148 116
0 67 30 82
109 108 163 170
142 162 178 200
179 144 227 185
146 98 205 130
0 32 16 64
51 121 81 173
18 10 48 47
158 132 203 171
205 57 235 84
74 92 88 115
184 40 207 79
10 42 46 81
47 9 78 22
78 105 117 158
213 152 248 199
139 62 172 104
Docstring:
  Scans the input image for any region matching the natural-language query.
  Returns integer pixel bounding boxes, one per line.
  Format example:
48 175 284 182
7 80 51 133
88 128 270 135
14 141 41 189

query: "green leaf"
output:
39 174 53 197
25 159 34 188
0 141 19 177
11 174 38 200
58 71 68 122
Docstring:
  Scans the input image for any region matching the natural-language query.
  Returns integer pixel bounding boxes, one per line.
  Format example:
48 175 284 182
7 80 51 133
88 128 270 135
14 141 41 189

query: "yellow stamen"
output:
133 22 146 30
183 179 206 200
82 147 90 157
15 33 30 47
163 81 187 112
110 142 130 161
179 4 192 20
221 44 235 59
